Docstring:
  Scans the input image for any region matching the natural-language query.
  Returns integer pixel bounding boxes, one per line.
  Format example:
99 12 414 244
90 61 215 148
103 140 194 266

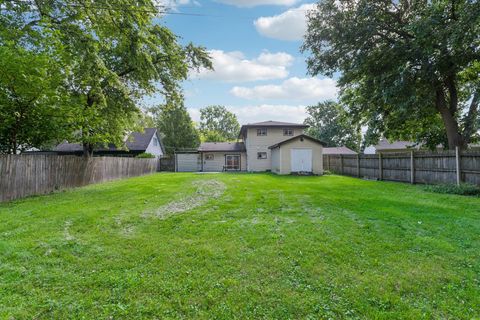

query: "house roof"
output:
198 142 246 152
239 120 308 137
268 134 327 149
54 128 160 153
323 146 358 155
375 139 419 151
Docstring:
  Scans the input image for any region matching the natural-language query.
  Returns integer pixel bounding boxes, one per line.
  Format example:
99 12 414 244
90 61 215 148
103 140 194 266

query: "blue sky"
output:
151 0 337 124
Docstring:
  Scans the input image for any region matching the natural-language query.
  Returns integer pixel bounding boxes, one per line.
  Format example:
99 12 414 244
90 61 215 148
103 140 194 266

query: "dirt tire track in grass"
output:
148 180 226 219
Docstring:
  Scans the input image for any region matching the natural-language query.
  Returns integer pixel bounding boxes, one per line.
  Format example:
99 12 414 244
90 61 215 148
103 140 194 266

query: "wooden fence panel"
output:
159 157 175 171
323 150 480 186
0 155 158 202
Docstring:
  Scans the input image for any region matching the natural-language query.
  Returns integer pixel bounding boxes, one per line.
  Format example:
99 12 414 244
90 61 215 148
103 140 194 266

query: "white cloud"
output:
254 3 315 41
192 50 294 82
215 0 300 8
188 104 307 125
154 0 200 10
231 77 338 101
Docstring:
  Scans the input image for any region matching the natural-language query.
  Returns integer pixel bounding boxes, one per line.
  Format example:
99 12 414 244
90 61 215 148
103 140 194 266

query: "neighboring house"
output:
364 139 480 154
364 139 421 154
176 121 326 174
323 146 358 155
53 128 165 158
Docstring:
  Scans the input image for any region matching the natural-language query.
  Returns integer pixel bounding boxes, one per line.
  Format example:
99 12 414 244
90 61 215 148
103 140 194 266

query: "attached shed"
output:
269 134 325 175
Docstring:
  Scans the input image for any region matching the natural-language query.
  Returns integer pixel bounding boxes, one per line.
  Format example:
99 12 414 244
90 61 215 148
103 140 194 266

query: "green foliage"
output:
199 105 240 141
135 111 156 130
302 0 480 149
424 183 480 196
1 173 480 318
200 130 226 143
136 152 155 159
304 101 361 151
153 102 200 154
0 45 71 153
0 0 211 156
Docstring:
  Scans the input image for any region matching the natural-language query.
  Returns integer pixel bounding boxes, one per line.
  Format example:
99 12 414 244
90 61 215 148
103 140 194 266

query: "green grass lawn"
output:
1 173 479 319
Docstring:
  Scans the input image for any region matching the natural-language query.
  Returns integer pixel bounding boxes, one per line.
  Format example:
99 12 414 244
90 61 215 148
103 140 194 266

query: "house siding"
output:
245 127 304 172
201 152 247 172
145 133 164 158
271 148 281 173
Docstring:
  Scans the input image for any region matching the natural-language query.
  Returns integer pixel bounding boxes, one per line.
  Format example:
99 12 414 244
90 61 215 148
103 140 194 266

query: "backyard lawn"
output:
0 173 479 319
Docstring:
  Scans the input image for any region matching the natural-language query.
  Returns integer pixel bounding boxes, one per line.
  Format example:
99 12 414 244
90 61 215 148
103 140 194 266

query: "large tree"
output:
302 0 480 149
1 0 211 156
199 105 240 142
304 101 362 151
153 102 200 155
0 44 71 154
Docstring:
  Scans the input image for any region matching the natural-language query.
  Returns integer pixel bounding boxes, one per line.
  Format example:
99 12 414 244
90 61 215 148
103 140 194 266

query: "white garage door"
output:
291 149 313 172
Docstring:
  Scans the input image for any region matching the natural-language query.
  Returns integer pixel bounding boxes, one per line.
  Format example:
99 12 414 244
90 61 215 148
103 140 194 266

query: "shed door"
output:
291 149 312 172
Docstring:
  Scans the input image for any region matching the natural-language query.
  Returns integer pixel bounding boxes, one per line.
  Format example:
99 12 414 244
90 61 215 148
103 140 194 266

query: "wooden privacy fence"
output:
0 155 158 202
324 148 480 186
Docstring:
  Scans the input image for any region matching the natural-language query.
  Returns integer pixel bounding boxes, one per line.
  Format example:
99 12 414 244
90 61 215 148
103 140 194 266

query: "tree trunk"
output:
82 92 96 158
83 142 93 158
436 88 465 149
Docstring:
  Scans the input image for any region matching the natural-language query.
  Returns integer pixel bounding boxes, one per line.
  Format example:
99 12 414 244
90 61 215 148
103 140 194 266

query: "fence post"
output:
327 155 330 171
410 151 415 184
456 146 461 186
378 153 383 180
340 154 344 175
357 154 360 177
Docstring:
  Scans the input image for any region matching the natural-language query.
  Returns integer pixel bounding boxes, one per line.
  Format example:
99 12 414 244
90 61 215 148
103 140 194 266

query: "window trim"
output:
257 152 267 160
257 128 267 136
283 128 294 136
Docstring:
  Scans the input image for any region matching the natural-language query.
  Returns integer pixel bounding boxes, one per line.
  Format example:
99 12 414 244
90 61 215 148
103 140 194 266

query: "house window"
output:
257 128 267 136
205 154 214 160
283 128 294 136
153 137 158 146
257 152 267 159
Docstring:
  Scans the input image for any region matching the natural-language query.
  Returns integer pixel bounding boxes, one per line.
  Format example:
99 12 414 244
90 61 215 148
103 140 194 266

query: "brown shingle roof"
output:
323 146 358 155
243 120 308 127
239 120 308 137
375 139 419 151
268 134 326 149
198 142 246 152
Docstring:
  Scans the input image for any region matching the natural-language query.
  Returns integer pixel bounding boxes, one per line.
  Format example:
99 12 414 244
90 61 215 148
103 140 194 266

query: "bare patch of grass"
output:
150 180 226 219
63 220 75 241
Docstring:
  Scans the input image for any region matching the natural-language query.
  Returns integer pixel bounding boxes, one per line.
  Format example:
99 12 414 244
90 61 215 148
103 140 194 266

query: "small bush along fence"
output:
324 148 480 186
136 152 156 158
0 155 158 202
423 183 480 196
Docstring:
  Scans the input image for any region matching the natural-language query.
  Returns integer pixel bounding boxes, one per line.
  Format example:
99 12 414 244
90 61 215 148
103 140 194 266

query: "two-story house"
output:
176 121 325 174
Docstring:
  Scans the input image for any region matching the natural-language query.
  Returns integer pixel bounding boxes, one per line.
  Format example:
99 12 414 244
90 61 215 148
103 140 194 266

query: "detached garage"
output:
269 134 325 175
